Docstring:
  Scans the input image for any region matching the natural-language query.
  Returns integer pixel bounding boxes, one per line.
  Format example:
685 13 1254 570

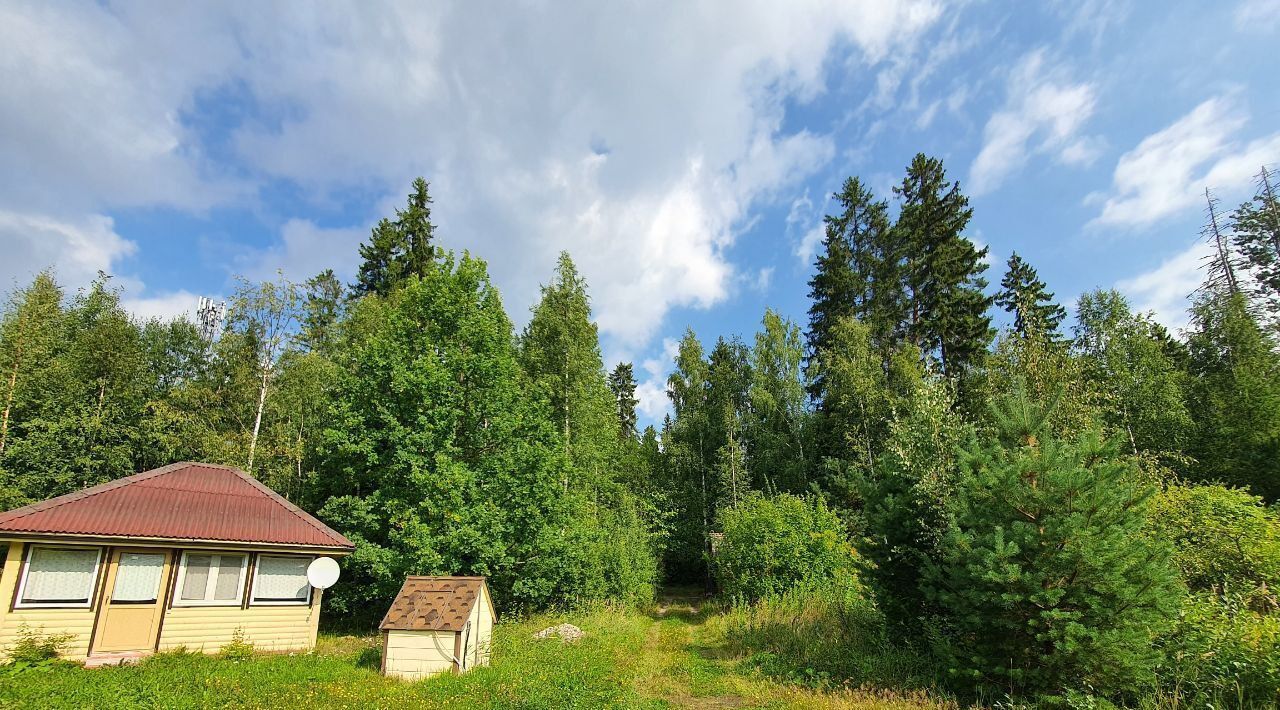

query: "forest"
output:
1 155 1278 707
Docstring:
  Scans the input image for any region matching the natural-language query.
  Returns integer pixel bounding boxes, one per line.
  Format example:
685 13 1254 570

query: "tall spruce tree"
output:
894 154 993 376
995 252 1066 338
805 177 895 402
300 269 344 354
351 177 437 297
608 362 640 440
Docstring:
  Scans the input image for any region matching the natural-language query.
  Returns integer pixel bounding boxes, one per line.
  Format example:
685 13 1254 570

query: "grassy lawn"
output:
0 591 953 709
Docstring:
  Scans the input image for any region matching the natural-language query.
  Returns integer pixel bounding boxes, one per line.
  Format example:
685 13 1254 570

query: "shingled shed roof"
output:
380 576 493 632
0 461 353 550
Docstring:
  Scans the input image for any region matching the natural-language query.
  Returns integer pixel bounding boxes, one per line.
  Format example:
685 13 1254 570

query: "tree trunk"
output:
0 342 21 455
247 364 270 474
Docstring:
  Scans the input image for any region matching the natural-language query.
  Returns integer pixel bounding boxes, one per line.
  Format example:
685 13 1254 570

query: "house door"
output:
92 549 171 653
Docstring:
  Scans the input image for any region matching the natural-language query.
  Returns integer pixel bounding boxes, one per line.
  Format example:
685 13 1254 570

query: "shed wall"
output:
466 585 495 668
384 629 457 680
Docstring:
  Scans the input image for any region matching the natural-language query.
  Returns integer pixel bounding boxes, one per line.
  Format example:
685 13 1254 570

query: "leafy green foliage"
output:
746 309 809 495
713 493 855 602
1150 482 1280 593
7 625 73 664
1185 291 1280 499
923 388 1181 699
314 253 572 615
220 628 255 662
858 374 963 631
1074 290 1191 463
1157 593 1280 707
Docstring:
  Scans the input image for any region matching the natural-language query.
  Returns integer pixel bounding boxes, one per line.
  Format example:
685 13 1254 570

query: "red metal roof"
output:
0 462 353 550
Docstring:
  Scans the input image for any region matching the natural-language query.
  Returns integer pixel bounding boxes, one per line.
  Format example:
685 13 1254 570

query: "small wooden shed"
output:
379 576 495 680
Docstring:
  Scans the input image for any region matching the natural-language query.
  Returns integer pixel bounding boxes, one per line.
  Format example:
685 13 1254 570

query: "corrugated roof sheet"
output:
380 576 489 631
0 462 353 550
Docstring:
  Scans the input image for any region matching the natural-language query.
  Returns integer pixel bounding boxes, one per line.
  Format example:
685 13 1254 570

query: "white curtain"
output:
23 547 98 604
254 556 309 601
112 553 165 602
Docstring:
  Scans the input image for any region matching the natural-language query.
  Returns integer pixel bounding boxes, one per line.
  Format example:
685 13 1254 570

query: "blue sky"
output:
2 1 1278 426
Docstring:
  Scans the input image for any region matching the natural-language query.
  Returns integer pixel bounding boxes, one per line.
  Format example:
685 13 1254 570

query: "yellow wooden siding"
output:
474 586 494 667
383 629 456 680
0 541 98 660
157 600 320 654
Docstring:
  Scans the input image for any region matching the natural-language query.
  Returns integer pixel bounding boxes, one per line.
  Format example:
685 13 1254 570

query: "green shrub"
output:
220 628 255 661
712 492 856 602
1150 482 1280 593
923 390 1181 700
1156 593 1280 708
7 625 72 665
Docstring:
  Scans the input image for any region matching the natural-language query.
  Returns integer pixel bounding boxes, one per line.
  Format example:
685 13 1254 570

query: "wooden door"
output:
93 549 171 653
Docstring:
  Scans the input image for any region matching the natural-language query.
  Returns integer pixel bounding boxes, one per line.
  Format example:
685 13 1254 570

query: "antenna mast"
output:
197 296 226 343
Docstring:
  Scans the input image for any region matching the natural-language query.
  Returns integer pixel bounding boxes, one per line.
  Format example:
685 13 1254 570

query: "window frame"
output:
172 551 249 607
14 544 104 609
249 554 314 606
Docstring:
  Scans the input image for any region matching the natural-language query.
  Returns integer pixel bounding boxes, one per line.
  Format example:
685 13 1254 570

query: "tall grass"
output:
708 578 939 693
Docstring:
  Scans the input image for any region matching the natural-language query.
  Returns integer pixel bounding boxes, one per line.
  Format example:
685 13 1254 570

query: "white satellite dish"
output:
307 557 341 590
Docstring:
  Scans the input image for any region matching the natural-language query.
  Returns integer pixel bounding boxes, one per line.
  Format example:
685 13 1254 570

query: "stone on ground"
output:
533 623 585 642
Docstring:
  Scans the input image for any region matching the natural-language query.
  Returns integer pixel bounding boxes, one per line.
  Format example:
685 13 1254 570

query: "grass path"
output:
633 589 948 710
0 589 950 709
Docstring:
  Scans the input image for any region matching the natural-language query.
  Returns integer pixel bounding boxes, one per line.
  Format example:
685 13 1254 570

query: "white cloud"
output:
1092 95 1280 228
1115 239 1210 331
0 3 244 215
1235 0 1280 31
0 0 945 351
121 290 203 321
796 224 827 266
236 219 367 284
0 210 136 292
970 50 1098 195
634 337 682 423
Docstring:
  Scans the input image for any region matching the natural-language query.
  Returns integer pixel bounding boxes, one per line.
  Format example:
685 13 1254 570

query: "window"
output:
16 546 103 608
251 555 312 605
174 552 247 606
111 552 166 603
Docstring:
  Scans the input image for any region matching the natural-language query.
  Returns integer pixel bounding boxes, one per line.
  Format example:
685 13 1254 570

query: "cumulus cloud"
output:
121 290 203 321
0 210 135 292
1115 239 1211 331
970 50 1098 195
236 219 368 284
1091 95 1280 228
0 0 945 349
634 337 682 423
